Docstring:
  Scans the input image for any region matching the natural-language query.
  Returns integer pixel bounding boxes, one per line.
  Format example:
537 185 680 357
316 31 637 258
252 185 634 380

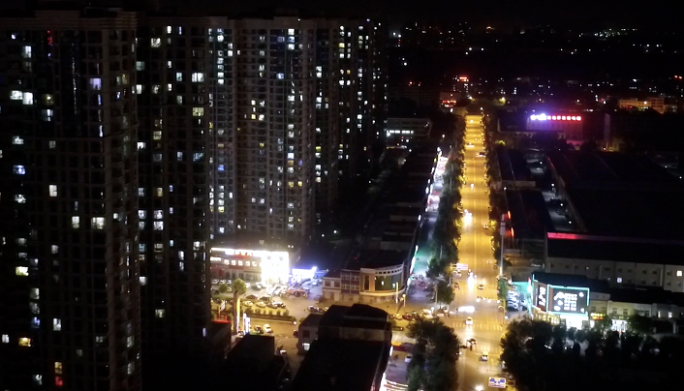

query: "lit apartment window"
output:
51 245 58 254
176 95 183 104
2 334 8 343
151 38 161 48
176 72 183 82
136 61 145 71
135 84 143 94
13 165 26 175
89 78 102 90
49 185 57 197
128 362 135 375
153 130 162 140
23 92 33 105
678 271 683 277
19 337 31 347
154 222 163 230
15 194 26 203
167 83 173 92
53 319 61 331
15 266 28 276
192 72 204 82
49 140 56 149
91 217 105 230
30 288 39 299
10 90 23 100
192 107 204 116
71 216 80 229
155 309 165 318
127 335 134 348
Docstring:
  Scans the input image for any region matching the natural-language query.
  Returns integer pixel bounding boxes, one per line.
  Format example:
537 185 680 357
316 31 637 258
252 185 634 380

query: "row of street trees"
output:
428 115 466 282
407 317 461 391
500 317 682 391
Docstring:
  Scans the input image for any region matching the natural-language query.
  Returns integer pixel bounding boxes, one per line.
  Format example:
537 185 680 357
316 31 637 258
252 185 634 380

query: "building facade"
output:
0 9 142 391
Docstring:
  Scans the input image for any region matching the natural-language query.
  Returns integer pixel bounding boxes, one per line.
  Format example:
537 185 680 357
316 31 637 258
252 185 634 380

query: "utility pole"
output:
499 214 506 277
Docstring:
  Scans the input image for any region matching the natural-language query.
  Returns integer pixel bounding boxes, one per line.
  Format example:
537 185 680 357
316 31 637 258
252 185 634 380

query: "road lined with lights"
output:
455 113 508 391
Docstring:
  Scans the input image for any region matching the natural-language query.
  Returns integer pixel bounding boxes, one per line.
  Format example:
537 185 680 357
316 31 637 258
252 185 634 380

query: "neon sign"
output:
530 114 582 121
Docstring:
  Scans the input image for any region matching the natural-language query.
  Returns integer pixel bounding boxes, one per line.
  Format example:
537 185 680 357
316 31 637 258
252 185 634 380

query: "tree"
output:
217 283 229 294
435 280 455 306
407 318 460 391
627 314 653 335
231 279 247 332
497 278 509 301
592 314 613 333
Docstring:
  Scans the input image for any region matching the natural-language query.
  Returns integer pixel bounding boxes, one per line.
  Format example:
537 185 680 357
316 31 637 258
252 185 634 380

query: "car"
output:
292 330 299 337
402 314 413 321
405 354 413 363
255 283 263 289
242 301 253 307
263 324 273 334
211 279 219 285
466 143 474 147
483 224 489 230
246 294 259 300
392 326 405 332
255 301 267 308
393 313 403 320
219 279 227 284
259 296 272 302
477 284 485 290
253 325 263 334
272 302 286 309
251 283 261 290
480 353 489 362
465 317 473 325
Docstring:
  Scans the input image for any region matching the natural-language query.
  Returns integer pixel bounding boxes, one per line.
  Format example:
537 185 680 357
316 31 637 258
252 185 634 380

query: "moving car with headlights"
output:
465 317 473 325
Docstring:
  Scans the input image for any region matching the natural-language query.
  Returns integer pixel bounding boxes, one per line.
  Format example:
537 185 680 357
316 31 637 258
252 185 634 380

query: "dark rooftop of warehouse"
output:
497 112 527 133
498 148 534 183
547 151 681 190
609 286 684 307
547 237 684 264
547 151 684 240
318 304 390 332
289 338 388 391
506 189 554 240
532 272 610 293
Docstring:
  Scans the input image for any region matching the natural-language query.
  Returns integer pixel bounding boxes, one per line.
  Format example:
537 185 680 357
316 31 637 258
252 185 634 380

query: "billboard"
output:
535 283 548 311
547 285 589 315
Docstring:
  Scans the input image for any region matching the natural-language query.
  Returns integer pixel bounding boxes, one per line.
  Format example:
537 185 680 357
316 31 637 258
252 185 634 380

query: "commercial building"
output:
209 239 299 285
531 272 684 332
384 117 432 146
618 97 666 114
321 144 437 302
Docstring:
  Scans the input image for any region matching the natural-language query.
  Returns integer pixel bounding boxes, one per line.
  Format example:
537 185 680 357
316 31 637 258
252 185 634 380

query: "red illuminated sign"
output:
530 114 582 121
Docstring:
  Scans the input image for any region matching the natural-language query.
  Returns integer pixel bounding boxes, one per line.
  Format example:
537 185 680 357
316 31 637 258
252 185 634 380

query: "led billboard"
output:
535 283 548 311
547 285 589 315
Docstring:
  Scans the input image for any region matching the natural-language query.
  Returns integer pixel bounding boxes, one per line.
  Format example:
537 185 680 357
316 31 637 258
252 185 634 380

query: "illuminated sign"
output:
535 284 547 311
547 285 589 315
530 114 582 121
210 247 290 284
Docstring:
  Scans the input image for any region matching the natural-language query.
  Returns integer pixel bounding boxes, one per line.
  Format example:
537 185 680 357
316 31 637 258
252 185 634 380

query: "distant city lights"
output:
530 114 582 121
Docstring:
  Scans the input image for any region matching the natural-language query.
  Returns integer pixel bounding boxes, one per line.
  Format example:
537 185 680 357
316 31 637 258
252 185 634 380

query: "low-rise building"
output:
292 304 392 390
209 238 300 284
218 334 289 391
297 314 323 354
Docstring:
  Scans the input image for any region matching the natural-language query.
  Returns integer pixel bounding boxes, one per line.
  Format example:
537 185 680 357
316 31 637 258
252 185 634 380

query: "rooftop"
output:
547 151 680 189
319 304 390 330
289 338 388 391
547 237 684 264
506 189 554 240
498 148 534 183
301 314 324 328
346 249 408 270
532 271 611 293
547 151 684 240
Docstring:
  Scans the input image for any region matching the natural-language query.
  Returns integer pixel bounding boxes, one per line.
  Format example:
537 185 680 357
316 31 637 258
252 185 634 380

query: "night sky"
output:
2 0 681 30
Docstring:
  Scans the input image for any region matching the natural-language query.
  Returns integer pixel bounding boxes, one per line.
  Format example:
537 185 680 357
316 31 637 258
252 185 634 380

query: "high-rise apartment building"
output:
0 4 387 390
228 17 317 241
0 8 142 391
134 15 226 378
338 19 387 184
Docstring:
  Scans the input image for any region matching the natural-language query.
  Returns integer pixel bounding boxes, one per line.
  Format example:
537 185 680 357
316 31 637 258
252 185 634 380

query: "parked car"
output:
253 325 263 334
263 324 273 334
255 301 267 308
242 301 253 307
246 294 259 300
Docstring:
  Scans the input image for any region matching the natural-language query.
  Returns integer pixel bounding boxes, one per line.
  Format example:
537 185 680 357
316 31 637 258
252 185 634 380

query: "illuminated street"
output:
455 113 508 391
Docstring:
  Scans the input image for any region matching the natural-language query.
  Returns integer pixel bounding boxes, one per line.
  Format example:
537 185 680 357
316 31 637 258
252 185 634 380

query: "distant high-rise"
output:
0 8 142 391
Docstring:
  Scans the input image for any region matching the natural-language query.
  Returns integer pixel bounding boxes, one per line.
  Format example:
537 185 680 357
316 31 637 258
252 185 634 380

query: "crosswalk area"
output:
451 323 504 332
